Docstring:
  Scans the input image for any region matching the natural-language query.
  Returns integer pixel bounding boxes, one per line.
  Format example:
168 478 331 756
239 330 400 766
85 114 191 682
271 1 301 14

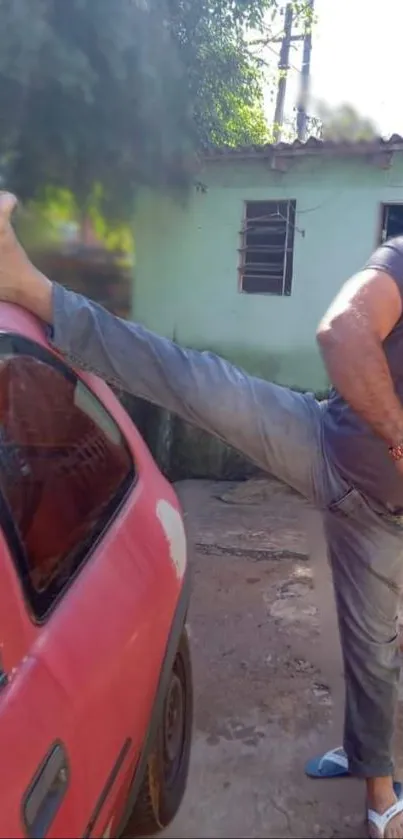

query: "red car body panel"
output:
0 304 187 838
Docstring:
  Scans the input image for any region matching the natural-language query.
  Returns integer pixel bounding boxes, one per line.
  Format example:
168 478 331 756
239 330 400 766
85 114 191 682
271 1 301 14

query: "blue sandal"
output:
305 747 402 799
305 746 350 778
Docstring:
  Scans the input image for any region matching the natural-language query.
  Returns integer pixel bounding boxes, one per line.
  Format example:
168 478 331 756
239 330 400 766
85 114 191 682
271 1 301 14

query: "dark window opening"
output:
379 203 403 243
239 200 296 295
0 334 135 621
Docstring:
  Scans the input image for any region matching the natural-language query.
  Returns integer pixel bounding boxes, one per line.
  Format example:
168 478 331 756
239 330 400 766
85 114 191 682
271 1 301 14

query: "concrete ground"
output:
161 477 403 839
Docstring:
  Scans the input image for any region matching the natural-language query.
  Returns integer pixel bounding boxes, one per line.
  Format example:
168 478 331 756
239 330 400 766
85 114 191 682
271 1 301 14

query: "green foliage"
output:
15 186 134 256
315 102 379 142
0 0 312 221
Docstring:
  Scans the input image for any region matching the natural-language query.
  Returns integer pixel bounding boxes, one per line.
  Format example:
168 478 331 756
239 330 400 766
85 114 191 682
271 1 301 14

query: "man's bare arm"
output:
317 268 403 447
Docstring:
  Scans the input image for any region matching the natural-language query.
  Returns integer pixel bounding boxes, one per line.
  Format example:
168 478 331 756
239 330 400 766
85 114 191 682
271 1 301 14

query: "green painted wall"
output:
133 153 403 390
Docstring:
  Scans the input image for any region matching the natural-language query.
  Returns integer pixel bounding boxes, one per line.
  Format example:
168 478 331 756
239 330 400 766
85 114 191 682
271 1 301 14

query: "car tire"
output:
122 627 193 837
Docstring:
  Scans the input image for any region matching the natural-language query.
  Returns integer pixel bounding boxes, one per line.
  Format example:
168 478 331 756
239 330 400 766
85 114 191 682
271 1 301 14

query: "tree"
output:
315 102 379 143
0 0 312 221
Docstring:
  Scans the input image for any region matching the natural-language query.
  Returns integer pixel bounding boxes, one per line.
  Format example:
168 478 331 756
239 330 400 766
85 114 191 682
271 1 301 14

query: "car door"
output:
0 312 182 838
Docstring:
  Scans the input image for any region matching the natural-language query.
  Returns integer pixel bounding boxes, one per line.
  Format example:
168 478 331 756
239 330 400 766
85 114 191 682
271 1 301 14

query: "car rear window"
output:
0 333 135 620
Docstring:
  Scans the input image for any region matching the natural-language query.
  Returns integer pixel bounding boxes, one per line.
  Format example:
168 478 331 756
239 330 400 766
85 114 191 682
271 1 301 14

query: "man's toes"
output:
385 814 403 838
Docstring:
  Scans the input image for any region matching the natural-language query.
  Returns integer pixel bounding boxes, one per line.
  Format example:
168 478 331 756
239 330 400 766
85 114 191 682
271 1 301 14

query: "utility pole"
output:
273 4 294 143
272 1 315 144
296 0 315 142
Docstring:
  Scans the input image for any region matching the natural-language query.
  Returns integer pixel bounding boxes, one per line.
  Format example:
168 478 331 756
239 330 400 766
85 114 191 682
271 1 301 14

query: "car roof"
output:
0 302 48 348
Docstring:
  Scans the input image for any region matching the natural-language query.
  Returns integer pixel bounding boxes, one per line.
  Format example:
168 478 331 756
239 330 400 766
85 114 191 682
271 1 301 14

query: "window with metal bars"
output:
239 200 296 295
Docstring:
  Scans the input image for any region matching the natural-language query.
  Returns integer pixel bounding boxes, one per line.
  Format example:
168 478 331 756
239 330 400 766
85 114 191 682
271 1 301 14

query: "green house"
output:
134 136 403 394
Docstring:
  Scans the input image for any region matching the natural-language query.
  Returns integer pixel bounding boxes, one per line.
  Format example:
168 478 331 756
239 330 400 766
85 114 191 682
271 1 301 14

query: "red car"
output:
0 303 193 838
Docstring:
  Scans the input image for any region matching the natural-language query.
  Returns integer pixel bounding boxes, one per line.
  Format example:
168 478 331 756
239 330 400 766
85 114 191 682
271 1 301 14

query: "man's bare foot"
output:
0 191 29 303
0 192 53 321
367 778 403 838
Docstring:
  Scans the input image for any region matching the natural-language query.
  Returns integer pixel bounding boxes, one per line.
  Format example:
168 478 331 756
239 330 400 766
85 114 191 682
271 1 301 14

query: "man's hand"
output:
0 192 53 322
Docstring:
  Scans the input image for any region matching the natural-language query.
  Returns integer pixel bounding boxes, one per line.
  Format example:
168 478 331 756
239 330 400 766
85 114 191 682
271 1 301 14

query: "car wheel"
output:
122 627 193 837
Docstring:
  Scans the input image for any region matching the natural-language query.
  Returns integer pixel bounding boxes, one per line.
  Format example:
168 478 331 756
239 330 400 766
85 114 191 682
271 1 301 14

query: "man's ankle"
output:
19 270 54 324
367 776 396 809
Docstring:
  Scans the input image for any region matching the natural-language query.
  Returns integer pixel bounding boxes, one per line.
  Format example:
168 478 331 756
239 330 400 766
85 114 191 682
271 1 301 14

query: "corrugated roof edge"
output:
203 134 403 160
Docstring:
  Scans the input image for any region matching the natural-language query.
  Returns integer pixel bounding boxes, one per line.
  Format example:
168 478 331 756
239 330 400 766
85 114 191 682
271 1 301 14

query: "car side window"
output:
0 334 135 620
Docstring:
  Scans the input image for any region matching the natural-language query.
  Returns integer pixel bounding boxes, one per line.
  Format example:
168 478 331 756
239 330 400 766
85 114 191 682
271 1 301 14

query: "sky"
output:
265 0 403 137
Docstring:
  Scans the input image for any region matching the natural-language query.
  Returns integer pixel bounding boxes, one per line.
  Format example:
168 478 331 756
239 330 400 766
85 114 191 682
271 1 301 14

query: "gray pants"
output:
51 284 403 778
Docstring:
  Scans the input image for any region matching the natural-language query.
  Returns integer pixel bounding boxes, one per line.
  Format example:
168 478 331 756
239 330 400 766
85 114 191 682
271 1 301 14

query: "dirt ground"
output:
161 477 403 839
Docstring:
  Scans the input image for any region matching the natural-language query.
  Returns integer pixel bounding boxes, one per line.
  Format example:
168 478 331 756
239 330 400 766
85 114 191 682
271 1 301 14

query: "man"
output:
0 192 403 839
